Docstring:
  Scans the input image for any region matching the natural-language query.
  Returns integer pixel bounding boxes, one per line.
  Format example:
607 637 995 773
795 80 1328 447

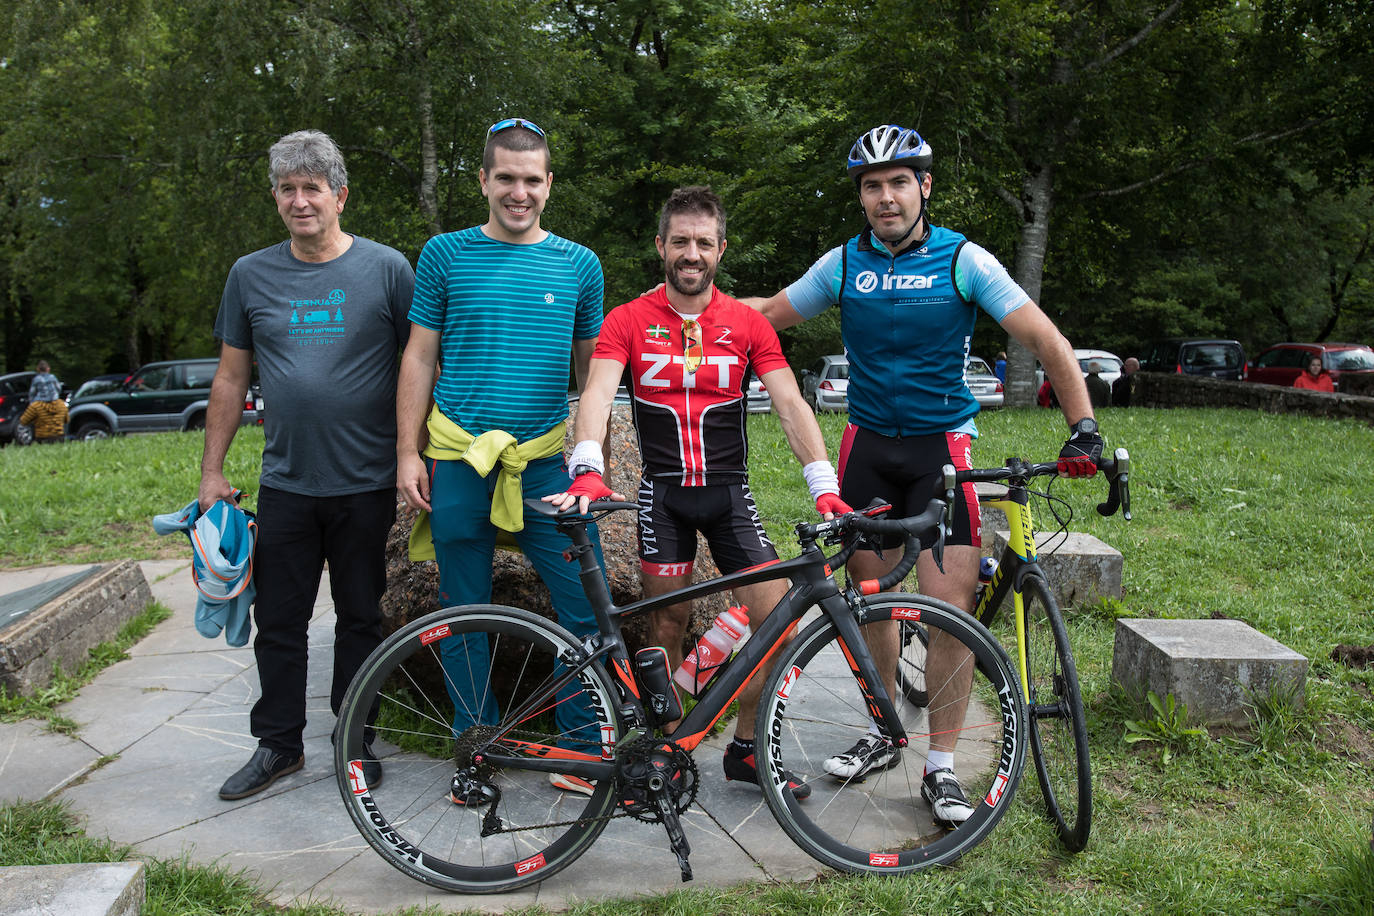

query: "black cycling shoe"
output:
219 747 304 800
360 743 383 789
723 742 812 800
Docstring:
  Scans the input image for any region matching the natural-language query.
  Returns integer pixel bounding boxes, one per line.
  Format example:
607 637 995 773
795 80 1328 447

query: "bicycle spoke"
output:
334 606 622 893
755 597 1026 873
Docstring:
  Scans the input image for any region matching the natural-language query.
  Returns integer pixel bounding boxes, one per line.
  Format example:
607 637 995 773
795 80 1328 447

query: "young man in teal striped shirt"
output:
396 119 608 799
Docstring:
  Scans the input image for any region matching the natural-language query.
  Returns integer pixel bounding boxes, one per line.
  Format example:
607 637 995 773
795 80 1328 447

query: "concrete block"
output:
0 863 144 916
988 530 1122 608
1112 618 1308 726
0 561 153 695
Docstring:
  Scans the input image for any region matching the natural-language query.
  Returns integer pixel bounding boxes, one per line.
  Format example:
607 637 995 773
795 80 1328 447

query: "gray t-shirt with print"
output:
215 236 414 497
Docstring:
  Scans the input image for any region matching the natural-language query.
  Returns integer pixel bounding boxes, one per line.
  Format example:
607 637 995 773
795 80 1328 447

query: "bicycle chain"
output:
462 734 697 835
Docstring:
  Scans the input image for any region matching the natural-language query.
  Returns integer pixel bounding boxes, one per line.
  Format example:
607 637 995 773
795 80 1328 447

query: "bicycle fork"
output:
830 594 911 748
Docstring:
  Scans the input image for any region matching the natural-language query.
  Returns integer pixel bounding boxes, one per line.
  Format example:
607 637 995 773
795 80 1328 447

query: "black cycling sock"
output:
729 737 754 755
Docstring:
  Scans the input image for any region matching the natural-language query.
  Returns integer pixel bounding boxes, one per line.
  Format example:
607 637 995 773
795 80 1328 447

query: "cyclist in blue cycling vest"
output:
747 124 1104 828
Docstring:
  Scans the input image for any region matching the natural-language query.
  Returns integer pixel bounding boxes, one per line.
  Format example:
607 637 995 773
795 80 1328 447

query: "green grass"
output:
0 427 265 567
3 410 1374 914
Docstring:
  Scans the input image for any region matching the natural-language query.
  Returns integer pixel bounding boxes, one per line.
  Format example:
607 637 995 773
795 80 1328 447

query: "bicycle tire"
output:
754 595 1027 874
897 620 930 707
1020 574 1092 851
334 604 622 893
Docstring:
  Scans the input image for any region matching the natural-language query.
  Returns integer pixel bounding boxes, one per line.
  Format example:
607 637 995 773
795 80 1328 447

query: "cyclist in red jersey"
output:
548 187 847 798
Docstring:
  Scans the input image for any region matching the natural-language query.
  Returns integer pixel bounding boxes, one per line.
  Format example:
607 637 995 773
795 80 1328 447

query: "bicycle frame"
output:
972 481 1048 704
476 516 911 779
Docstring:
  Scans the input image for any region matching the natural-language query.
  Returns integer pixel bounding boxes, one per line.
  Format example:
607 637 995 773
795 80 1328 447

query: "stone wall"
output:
1125 372 1374 421
0 562 152 695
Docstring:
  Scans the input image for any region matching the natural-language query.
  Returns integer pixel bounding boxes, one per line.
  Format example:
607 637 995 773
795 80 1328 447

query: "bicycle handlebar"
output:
796 467 956 595
848 494 950 593
954 447 1131 521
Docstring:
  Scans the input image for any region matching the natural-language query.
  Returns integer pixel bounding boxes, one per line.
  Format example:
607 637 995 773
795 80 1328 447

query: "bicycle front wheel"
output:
897 620 930 707
334 604 622 894
755 595 1027 874
1020 574 1092 850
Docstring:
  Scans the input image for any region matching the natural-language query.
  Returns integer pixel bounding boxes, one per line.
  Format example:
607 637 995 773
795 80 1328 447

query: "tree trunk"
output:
407 11 441 236
1005 161 1055 407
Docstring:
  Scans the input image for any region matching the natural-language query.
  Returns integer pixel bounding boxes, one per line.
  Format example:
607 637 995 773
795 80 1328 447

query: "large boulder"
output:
380 402 727 657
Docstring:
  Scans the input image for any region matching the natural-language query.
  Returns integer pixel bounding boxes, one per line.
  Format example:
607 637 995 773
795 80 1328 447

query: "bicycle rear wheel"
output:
1020 574 1092 850
755 595 1027 874
334 604 622 893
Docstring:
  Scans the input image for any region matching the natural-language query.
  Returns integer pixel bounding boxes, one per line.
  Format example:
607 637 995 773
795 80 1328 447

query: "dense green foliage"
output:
2 408 1373 912
2 1 1371 390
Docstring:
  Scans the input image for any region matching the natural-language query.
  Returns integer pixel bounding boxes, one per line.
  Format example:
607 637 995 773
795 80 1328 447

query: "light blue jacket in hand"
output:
152 496 257 647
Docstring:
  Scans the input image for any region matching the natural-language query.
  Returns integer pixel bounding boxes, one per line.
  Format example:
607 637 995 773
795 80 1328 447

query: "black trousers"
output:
249 485 395 756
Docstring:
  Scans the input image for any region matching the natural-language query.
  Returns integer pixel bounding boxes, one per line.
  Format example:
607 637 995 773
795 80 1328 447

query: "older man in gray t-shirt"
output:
202 130 414 802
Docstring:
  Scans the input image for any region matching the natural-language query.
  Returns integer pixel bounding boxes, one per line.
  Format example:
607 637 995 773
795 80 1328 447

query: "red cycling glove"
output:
567 471 613 504
815 493 853 518
1057 429 1104 478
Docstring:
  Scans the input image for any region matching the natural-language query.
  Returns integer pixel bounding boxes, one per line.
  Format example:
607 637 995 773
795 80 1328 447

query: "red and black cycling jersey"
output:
595 287 790 485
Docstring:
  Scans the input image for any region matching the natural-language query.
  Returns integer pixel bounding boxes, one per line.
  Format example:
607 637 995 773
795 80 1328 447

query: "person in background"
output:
1085 361 1111 408
993 351 1007 384
1112 356 1139 406
1292 355 1334 392
203 129 414 801
21 359 68 442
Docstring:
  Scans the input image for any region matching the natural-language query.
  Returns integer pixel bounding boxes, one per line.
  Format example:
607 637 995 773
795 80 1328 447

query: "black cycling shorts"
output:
836 424 981 550
636 478 778 577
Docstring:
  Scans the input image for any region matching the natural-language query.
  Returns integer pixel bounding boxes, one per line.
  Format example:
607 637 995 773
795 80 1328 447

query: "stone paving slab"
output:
2 559 974 912
0 862 145 916
1112 617 1309 725
0 718 100 805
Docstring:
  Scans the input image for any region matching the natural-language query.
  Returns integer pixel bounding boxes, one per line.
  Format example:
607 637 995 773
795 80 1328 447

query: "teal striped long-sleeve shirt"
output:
409 226 604 441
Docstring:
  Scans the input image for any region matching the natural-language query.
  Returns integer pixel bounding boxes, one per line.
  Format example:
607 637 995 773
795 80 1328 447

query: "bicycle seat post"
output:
557 516 617 622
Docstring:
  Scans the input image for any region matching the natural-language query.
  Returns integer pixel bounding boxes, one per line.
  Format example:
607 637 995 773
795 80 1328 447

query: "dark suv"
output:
1247 342 1374 390
0 371 39 445
66 358 259 440
1140 338 1247 380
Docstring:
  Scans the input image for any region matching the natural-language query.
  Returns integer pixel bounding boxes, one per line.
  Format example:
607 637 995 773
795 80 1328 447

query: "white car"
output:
965 356 1004 409
1036 348 1124 388
746 376 772 413
801 355 849 412
1074 349 1123 386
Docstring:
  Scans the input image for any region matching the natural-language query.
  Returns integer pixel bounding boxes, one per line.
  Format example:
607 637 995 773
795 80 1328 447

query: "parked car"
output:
0 371 38 445
1247 342 1374 390
1074 348 1123 387
1033 348 1124 390
70 373 130 402
746 375 772 413
567 385 632 407
1140 338 1247 380
965 356 1004 409
801 355 849 412
66 358 259 440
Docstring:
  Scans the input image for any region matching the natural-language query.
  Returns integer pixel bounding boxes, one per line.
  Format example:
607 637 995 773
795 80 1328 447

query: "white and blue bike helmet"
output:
846 125 933 182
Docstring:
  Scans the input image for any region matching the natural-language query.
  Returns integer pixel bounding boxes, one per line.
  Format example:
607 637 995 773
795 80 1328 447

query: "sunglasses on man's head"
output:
682 319 703 374
487 118 545 137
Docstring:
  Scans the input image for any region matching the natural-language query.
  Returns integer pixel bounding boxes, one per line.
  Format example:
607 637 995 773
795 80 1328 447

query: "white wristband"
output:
568 439 605 479
803 460 840 501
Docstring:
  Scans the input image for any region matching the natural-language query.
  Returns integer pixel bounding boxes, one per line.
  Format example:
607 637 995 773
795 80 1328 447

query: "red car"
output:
1247 343 1374 390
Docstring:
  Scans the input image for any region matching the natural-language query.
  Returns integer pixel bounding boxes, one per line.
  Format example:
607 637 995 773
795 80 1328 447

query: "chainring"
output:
615 736 699 823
